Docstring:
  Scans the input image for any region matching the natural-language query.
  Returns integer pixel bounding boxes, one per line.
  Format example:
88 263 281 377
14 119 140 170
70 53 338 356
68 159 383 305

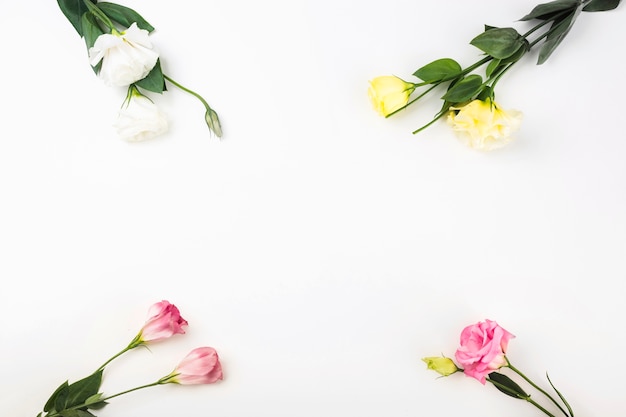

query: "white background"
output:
1 1 625 416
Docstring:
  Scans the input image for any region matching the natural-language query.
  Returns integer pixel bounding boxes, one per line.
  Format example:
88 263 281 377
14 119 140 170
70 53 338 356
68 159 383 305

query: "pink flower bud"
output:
170 347 223 385
138 300 188 343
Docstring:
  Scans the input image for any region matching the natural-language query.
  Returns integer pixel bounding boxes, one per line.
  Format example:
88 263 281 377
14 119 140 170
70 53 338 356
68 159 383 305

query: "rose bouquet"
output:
57 0 222 141
423 319 573 417
36 300 223 417
369 0 621 150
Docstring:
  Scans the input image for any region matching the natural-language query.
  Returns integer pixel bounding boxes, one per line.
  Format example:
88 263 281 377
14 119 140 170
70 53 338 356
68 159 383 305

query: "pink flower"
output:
168 347 223 385
138 300 188 344
454 319 515 384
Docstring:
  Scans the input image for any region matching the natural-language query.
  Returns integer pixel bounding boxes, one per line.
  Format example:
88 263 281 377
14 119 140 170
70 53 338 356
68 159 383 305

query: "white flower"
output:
88 23 159 87
114 89 168 141
447 99 523 151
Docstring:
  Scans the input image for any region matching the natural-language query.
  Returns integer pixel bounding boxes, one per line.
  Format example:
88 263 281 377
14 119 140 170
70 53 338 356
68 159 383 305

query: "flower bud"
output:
205 108 223 138
422 356 460 376
163 347 223 385
368 76 415 117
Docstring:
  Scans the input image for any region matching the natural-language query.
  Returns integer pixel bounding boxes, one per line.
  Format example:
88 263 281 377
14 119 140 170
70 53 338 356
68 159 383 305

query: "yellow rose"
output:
368 76 415 117
422 356 459 377
447 99 522 150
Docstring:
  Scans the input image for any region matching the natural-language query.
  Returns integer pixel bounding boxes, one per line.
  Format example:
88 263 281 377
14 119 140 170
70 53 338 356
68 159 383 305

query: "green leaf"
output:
135 60 166 93
485 58 501 78
441 74 483 103
54 384 70 412
65 370 103 409
413 58 462 83
81 12 105 50
470 27 525 59
59 410 96 417
57 0 96 36
537 9 580 64
97 2 155 32
44 381 69 412
84 393 108 410
583 0 621 11
546 373 575 417
488 372 529 399
519 0 579 21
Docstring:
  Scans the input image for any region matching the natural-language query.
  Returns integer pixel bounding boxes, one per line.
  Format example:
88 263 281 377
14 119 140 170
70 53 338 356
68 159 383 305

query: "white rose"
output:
114 91 168 141
89 23 159 87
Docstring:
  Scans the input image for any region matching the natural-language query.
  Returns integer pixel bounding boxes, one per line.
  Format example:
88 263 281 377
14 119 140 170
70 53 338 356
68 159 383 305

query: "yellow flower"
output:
447 99 522 150
368 76 415 117
422 356 459 377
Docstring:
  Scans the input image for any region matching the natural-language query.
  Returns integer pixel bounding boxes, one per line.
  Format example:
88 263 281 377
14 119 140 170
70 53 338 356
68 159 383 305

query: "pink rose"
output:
454 319 514 384
170 347 223 385
139 300 188 343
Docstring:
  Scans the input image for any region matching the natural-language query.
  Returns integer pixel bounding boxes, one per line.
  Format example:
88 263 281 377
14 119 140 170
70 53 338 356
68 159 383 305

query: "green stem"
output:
164 74 214 113
45 380 166 417
487 378 557 417
386 84 437 117
96 332 144 372
82 0 116 32
163 74 222 137
506 359 571 417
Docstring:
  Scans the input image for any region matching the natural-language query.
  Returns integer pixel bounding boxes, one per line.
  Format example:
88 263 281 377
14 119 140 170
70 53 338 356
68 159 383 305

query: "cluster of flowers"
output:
57 0 222 141
369 0 620 150
36 300 223 417
423 319 573 417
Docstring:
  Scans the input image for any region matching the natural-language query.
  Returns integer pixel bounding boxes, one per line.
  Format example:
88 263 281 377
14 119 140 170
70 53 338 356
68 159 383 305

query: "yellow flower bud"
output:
422 356 459 376
447 99 522 150
368 76 415 117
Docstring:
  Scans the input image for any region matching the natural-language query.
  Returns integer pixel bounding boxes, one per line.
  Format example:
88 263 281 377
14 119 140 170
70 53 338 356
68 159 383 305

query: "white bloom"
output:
447 99 523 151
114 91 168 141
88 23 159 87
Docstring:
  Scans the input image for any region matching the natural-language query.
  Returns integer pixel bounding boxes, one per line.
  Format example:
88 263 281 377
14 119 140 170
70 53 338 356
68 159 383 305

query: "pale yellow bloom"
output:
447 99 522 150
368 76 415 117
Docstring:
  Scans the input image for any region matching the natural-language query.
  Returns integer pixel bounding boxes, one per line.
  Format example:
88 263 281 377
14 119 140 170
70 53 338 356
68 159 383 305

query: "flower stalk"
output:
163 74 223 138
369 0 621 147
424 320 576 417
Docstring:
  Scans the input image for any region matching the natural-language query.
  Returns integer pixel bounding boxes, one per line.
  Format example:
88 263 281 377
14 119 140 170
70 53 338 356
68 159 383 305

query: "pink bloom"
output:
139 300 188 343
454 319 515 384
170 347 223 385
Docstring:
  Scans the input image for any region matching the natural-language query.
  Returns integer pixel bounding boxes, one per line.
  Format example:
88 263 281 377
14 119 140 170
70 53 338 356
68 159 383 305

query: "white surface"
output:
1 1 625 416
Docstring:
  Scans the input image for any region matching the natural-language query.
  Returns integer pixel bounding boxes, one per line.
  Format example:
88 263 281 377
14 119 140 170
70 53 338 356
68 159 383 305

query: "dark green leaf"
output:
97 2 155 32
520 0 579 20
583 0 621 11
441 74 483 103
488 372 528 399
44 381 69 412
470 27 525 59
65 371 103 408
84 393 108 410
485 58 501 78
537 9 580 64
59 410 96 417
82 12 105 50
546 373 575 417
413 58 462 83
54 385 70 412
500 41 529 64
57 0 96 36
135 60 166 93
